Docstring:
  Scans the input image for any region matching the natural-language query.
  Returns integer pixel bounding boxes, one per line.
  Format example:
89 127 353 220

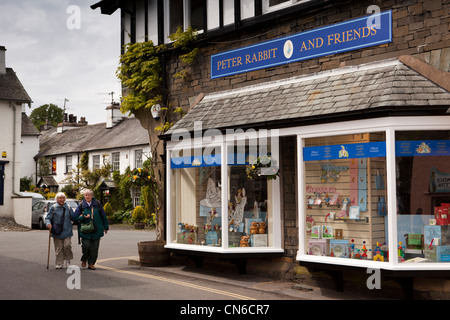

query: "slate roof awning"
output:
165 58 450 137
37 176 58 188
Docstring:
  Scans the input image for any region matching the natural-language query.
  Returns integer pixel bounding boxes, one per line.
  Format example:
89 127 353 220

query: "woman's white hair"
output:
55 192 67 201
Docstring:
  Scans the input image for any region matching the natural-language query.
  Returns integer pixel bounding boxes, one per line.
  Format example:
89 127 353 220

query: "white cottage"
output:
37 104 151 205
0 45 34 225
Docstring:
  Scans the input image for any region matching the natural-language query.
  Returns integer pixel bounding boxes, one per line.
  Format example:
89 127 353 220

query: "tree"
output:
29 103 64 131
116 27 198 241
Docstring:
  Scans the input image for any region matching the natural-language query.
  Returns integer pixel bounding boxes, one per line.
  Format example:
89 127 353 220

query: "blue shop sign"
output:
395 140 450 157
211 11 392 79
303 141 386 161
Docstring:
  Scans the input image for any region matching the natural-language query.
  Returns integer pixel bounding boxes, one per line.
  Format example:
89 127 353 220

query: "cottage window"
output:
135 149 143 169
65 155 72 174
93 155 100 170
112 152 120 172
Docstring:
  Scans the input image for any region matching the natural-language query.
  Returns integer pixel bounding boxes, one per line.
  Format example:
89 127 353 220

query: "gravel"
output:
0 217 32 232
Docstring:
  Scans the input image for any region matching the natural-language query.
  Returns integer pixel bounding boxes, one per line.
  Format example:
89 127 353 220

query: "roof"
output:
166 58 450 136
37 176 58 187
39 117 149 157
21 112 40 136
0 68 32 104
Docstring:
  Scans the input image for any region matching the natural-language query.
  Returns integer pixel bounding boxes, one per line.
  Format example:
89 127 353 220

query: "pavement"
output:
127 257 380 300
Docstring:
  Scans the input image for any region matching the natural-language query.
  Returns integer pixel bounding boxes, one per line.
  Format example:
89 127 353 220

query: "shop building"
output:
92 0 450 298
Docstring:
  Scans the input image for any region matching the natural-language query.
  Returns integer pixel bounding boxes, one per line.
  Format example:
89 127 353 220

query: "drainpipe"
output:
9 101 20 196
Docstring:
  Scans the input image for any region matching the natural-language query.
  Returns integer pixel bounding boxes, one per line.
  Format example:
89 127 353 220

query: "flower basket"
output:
246 155 279 180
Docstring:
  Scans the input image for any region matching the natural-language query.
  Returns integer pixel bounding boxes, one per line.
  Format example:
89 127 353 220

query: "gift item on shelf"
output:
306 216 314 235
373 242 385 261
308 239 329 256
322 225 333 239
337 198 350 219
424 225 450 247
434 204 449 225
424 244 450 262
329 239 349 258
240 235 250 247
252 234 268 247
349 206 360 220
311 225 322 239
378 197 386 216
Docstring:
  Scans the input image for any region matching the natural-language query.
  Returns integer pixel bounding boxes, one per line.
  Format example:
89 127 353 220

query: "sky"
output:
0 0 122 124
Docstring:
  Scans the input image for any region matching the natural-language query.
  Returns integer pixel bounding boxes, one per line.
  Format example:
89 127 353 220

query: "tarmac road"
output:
0 227 302 302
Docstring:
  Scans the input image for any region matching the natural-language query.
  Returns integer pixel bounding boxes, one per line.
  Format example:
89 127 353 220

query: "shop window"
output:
169 146 222 246
226 141 276 249
168 138 280 250
395 130 450 263
303 132 388 261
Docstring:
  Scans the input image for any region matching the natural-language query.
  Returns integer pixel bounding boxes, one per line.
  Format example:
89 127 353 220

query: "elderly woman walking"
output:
74 189 109 270
45 192 75 269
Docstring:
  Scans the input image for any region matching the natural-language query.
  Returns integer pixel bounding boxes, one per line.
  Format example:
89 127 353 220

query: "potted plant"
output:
132 205 146 229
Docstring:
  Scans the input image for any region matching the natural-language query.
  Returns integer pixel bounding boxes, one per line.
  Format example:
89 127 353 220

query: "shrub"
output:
132 206 146 223
104 202 113 217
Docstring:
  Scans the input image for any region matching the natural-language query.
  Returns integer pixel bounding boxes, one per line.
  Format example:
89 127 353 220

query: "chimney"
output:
0 46 6 74
106 102 127 128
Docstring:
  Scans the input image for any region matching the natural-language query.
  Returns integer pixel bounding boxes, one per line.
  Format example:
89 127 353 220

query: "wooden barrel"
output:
137 241 170 267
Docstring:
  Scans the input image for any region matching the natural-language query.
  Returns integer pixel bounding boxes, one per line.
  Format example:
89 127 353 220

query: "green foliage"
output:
29 103 64 131
116 27 198 131
117 40 166 115
132 205 146 223
80 152 89 171
20 176 33 192
61 183 77 199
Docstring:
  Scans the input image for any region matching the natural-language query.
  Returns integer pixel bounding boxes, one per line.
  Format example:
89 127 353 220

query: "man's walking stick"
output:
46 229 51 269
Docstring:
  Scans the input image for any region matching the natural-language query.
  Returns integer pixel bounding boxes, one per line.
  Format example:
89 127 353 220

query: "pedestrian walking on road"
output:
45 192 75 269
74 189 109 270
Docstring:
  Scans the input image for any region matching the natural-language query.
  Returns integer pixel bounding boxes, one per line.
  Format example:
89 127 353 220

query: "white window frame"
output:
164 0 204 43
292 116 450 272
262 0 304 14
112 152 120 172
165 133 283 254
93 155 101 170
65 155 72 174
135 149 143 169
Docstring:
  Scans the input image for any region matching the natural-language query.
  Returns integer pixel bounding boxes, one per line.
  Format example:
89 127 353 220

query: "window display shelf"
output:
328 217 369 223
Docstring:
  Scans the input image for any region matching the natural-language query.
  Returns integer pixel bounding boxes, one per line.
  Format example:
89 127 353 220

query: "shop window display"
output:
396 131 450 263
303 132 388 261
170 147 222 246
169 142 276 249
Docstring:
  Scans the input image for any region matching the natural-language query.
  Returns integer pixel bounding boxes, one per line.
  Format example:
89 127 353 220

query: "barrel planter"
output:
137 241 170 267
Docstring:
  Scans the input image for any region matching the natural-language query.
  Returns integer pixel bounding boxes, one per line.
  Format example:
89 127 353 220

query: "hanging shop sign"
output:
211 10 392 79
303 141 386 161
